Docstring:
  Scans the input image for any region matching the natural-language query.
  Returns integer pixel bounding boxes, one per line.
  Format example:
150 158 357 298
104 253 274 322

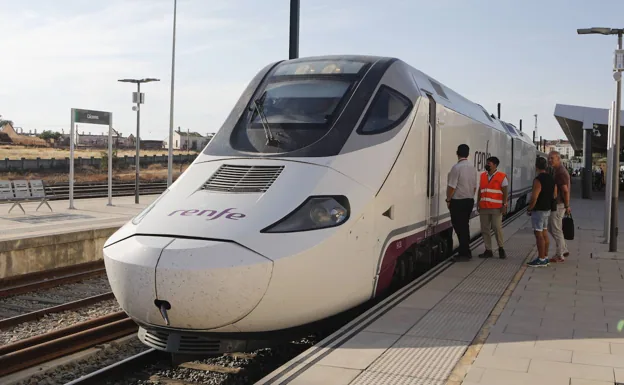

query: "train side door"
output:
509 138 514 209
425 94 439 236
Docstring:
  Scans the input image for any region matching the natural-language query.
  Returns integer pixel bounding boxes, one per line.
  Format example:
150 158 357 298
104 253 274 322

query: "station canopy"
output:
554 103 624 153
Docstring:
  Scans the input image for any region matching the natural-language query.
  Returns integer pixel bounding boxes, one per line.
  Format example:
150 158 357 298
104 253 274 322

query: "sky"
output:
0 0 623 141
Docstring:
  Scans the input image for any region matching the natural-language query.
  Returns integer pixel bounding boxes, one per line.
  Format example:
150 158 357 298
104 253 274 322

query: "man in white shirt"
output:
446 144 478 261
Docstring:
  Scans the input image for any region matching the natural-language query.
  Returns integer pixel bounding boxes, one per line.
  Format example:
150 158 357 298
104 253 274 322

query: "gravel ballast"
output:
0 299 121 345
11 336 149 385
0 276 112 320
112 337 319 385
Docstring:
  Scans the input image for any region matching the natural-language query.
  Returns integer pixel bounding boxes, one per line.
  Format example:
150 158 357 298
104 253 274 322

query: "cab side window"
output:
358 85 413 135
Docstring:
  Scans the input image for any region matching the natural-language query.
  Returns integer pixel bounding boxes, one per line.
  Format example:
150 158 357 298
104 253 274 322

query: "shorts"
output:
531 210 550 232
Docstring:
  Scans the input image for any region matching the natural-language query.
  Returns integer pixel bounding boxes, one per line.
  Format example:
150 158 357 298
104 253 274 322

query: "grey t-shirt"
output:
447 159 478 200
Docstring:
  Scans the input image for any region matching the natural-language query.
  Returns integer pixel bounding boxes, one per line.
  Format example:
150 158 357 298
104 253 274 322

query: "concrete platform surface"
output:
0 195 157 241
458 187 624 385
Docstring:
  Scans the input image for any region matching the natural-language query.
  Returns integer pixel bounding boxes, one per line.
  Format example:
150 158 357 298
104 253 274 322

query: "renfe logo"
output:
168 208 246 221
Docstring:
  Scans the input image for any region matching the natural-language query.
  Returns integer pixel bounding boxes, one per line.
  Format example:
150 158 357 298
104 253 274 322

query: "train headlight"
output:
261 196 350 233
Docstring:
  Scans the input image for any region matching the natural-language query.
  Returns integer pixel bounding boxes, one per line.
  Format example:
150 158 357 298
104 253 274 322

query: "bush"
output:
100 149 120 171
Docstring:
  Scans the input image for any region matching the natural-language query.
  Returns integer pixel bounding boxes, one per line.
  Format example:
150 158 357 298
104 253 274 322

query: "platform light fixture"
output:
117 77 160 204
577 27 624 252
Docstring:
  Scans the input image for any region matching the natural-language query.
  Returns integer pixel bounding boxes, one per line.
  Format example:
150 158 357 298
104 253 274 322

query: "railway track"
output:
0 261 106 299
0 311 137 377
59 208 530 385
0 259 119 351
0 292 115 329
42 181 167 201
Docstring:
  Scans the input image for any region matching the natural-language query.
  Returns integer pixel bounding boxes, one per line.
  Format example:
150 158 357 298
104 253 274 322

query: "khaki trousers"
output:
548 203 569 257
479 208 504 250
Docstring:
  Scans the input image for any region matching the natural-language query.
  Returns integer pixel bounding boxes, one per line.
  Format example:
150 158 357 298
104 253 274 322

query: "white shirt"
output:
485 170 508 187
447 158 478 200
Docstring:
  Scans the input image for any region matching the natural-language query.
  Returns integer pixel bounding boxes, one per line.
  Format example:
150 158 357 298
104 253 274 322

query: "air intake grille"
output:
202 165 284 193
141 328 222 354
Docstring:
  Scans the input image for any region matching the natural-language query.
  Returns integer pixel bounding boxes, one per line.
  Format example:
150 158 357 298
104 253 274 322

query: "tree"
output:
0 120 14 128
101 149 120 170
38 130 62 141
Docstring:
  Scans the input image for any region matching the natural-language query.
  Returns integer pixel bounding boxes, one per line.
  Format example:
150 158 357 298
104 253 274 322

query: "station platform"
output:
257 182 624 385
0 195 157 241
0 195 157 279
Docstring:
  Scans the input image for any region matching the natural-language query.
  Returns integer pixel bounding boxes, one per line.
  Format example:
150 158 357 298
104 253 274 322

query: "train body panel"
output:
103 54 540 352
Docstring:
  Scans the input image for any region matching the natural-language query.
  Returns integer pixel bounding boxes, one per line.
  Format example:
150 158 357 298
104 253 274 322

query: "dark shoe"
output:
499 248 507 259
527 257 549 267
452 254 471 262
479 250 493 258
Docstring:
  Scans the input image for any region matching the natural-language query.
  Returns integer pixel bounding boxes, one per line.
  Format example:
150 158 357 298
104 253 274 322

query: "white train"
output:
103 55 537 354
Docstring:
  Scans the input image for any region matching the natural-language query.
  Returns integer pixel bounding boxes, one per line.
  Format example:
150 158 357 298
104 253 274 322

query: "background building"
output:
163 129 213 151
59 130 135 148
544 139 574 159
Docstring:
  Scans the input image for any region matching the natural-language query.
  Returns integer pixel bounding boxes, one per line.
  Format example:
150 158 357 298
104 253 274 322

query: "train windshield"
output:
250 80 350 126
230 59 369 153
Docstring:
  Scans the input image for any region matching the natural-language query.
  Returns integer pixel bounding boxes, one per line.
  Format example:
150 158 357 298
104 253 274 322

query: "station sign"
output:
73 108 111 125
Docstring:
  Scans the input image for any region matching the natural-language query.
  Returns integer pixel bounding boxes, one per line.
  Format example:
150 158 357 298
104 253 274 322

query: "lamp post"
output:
117 77 160 204
577 27 624 252
289 0 299 59
534 114 538 149
168 0 177 187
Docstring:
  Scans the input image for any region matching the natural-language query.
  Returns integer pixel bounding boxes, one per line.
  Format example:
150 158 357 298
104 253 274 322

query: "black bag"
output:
562 213 574 240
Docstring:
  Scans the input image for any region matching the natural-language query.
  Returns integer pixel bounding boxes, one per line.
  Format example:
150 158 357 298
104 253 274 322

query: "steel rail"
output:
0 269 106 299
0 292 115 329
0 311 136 377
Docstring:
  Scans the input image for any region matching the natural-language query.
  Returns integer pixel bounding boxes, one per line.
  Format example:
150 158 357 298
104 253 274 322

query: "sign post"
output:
606 102 615 242
69 110 75 209
70 108 113 209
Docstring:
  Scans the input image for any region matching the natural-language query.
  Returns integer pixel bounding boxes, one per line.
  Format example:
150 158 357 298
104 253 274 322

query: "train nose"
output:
104 236 175 326
104 237 273 330
154 238 273 329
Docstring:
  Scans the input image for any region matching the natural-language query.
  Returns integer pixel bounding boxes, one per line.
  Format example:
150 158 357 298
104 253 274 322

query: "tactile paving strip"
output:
454 275 511 295
406 310 490 342
367 336 468 380
433 291 501 315
469 260 526 280
351 371 445 385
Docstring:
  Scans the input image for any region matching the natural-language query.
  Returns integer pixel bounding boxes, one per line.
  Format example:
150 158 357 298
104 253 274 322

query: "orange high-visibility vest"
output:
479 171 506 209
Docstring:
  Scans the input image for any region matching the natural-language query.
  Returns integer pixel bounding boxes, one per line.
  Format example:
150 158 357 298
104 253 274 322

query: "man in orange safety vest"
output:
477 156 509 259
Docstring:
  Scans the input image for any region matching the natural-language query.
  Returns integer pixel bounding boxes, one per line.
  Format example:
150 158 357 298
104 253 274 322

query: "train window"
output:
358 86 413 135
481 108 493 122
273 60 367 76
503 123 518 135
249 79 350 125
429 79 448 99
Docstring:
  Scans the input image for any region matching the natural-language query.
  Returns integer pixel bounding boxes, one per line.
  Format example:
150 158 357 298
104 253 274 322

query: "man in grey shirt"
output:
446 144 478 260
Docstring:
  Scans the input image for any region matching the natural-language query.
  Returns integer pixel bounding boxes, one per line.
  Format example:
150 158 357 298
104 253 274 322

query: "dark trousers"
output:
450 198 474 257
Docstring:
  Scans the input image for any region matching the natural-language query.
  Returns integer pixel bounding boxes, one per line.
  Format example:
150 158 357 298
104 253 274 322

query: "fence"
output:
0 154 198 172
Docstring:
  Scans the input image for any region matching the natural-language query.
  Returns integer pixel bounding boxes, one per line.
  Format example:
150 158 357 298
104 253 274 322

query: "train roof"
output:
275 55 534 145
403 62 534 145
